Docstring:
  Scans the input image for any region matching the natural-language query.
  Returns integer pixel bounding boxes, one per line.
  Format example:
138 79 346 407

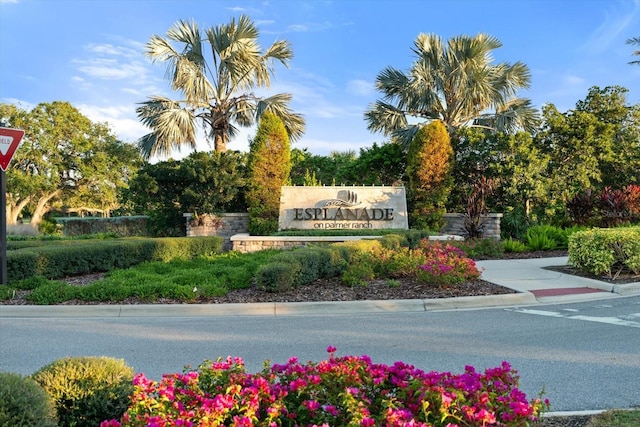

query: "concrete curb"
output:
0 292 539 318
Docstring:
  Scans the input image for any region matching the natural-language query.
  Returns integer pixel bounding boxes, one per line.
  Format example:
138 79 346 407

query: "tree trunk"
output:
6 197 31 225
214 132 227 153
29 189 61 226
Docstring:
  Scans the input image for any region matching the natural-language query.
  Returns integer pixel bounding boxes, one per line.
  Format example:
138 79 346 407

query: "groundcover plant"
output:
101 347 548 427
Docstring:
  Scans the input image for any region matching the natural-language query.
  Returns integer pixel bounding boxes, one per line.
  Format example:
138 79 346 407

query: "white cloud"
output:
347 79 375 97
0 98 34 111
563 74 586 86
582 0 640 54
73 58 150 80
77 103 147 143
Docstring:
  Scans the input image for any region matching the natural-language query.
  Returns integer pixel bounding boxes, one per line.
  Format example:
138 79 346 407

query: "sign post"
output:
0 127 25 285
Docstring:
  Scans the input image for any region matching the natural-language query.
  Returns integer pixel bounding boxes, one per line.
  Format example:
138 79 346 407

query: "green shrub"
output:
342 261 376 287
0 372 58 427
569 227 640 276
0 286 16 301
255 262 298 292
31 357 134 427
500 207 530 240
13 275 52 290
7 237 223 283
525 225 565 250
448 238 504 259
27 282 76 305
56 216 149 237
503 238 527 253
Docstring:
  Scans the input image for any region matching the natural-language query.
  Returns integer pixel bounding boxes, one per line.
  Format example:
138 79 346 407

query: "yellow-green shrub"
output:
31 357 134 427
568 227 640 276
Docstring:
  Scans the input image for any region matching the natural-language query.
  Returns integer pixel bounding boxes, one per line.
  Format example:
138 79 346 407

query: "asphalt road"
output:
2 295 639 412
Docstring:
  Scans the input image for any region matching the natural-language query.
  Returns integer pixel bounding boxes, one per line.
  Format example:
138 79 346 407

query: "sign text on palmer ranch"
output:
278 186 408 231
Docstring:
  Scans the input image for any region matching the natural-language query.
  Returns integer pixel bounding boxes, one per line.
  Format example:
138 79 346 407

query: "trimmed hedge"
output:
56 216 149 237
568 227 640 276
255 246 348 292
254 234 408 292
6 237 224 283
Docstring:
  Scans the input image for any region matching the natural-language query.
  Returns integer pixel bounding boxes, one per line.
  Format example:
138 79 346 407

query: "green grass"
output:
587 408 640 426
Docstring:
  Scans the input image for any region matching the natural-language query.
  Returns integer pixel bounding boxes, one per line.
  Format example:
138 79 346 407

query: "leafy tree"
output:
574 86 640 187
450 128 550 217
493 132 550 217
365 33 538 148
136 16 305 159
247 112 291 235
406 120 453 230
534 86 640 222
627 36 640 65
289 149 357 186
123 151 248 236
0 102 141 225
349 142 407 185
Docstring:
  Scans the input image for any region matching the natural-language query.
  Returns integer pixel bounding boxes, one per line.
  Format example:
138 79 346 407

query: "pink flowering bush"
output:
416 240 482 285
102 347 548 427
340 239 481 287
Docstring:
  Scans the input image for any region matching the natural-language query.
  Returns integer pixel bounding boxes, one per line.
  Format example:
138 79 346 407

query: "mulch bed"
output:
2 250 633 426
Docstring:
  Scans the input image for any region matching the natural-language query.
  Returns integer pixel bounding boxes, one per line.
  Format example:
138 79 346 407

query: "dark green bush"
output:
31 357 134 427
254 246 351 292
57 216 149 237
13 275 54 290
255 262 298 292
0 372 58 427
7 237 224 283
449 238 505 259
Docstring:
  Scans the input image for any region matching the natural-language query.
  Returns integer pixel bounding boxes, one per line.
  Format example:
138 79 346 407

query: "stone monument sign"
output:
278 186 408 231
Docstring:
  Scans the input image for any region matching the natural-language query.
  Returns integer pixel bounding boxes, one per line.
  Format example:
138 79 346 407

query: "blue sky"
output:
1 0 639 160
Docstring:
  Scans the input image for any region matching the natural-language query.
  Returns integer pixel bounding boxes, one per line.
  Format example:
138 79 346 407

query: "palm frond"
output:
256 93 306 142
136 97 197 160
627 36 640 65
364 100 409 136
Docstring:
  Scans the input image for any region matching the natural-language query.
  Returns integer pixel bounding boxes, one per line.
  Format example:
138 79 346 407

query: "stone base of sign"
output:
230 233 464 253
184 213 249 250
441 213 503 240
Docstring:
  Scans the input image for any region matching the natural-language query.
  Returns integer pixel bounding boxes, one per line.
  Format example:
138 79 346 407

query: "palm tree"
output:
627 36 640 65
136 16 305 159
364 33 538 147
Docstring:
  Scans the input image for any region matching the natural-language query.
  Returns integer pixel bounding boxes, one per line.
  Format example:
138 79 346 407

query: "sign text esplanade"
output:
278 186 408 231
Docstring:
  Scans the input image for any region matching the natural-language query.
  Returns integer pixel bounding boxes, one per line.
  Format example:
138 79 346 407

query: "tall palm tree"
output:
627 36 640 65
364 33 538 147
136 16 305 159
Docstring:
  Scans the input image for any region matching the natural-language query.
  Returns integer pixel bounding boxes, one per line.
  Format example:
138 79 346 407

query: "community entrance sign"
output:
278 186 408 231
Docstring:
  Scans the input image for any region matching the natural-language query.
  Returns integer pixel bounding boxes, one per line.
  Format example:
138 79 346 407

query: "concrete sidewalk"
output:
1 257 639 318
476 256 640 303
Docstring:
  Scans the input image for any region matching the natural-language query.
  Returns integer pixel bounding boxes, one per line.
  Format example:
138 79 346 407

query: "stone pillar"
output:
185 213 250 250
442 213 503 240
